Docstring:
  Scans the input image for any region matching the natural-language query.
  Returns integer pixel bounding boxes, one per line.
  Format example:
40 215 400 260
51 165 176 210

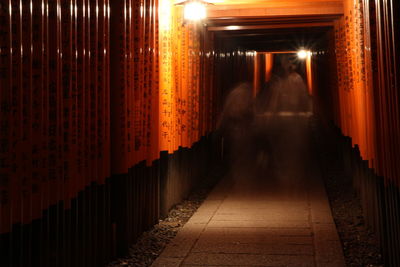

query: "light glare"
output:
160 0 172 30
184 1 206 21
226 25 240 30
297 50 309 59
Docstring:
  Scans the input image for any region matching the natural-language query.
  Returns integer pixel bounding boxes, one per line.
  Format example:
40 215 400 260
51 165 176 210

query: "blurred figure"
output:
255 54 311 115
253 54 312 179
217 56 311 182
218 83 254 166
253 54 312 187
217 83 271 179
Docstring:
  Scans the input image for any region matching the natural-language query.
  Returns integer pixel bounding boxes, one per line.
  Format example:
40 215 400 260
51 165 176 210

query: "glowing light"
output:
226 25 240 30
184 1 206 21
297 50 310 59
160 0 172 30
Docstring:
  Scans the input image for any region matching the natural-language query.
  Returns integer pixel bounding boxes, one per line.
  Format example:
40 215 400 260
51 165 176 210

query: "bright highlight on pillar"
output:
183 1 207 21
226 25 240 30
297 50 310 60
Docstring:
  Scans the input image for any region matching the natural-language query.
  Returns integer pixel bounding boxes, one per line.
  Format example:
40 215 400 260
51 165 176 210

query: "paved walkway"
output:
152 112 345 267
153 116 345 267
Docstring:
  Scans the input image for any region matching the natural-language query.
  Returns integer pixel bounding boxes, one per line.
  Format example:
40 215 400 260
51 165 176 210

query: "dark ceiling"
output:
206 15 340 51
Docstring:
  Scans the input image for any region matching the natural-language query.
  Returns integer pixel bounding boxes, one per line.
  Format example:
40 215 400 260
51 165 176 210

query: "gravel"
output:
311 117 383 267
107 169 222 267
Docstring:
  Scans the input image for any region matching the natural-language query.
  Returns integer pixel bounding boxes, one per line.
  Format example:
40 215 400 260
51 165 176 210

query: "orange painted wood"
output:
0 0 217 235
316 0 400 186
208 2 343 18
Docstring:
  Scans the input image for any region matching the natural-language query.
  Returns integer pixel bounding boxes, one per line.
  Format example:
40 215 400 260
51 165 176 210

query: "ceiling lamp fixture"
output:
297 50 311 60
176 0 211 22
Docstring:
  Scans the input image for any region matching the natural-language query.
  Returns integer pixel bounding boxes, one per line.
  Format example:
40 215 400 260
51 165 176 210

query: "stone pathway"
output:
151 176 345 267
152 114 345 267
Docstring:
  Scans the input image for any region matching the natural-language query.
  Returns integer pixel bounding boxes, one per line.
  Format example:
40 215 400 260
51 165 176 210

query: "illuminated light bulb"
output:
297 50 308 59
184 1 206 21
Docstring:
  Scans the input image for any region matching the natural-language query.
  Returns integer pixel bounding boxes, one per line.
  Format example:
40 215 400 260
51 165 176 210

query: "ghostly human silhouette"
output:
218 55 311 181
255 54 311 114
253 54 312 182
217 83 255 167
